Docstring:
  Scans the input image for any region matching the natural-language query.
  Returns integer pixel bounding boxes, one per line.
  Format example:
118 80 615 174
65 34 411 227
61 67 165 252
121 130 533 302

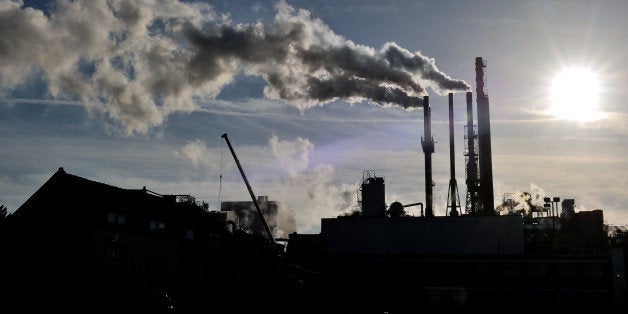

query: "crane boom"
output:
221 133 275 243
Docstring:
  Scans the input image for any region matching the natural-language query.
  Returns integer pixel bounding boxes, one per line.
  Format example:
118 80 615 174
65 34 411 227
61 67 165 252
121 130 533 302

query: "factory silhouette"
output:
1 58 626 313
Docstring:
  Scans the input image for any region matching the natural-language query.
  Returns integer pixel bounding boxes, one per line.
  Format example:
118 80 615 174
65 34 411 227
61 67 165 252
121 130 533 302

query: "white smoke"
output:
0 0 469 135
495 183 549 216
269 134 313 177
269 163 355 233
174 139 210 168
174 135 356 233
265 134 355 232
529 183 547 205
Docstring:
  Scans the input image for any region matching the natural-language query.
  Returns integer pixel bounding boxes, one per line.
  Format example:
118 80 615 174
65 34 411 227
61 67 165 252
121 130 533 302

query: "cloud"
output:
0 0 468 135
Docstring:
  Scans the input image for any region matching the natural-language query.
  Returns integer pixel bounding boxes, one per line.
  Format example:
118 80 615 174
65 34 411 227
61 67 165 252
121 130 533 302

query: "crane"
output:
221 133 275 243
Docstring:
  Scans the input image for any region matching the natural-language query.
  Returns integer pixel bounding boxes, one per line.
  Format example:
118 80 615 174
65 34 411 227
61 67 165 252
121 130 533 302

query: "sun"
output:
548 68 606 122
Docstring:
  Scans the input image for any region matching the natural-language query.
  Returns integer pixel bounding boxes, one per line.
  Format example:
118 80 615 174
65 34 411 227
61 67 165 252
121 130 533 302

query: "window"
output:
104 247 124 271
528 263 548 277
503 263 521 276
149 220 166 232
185 229 194 240
558 262 576 277
585 262 604 277
107 212 127 225
107 212 115 223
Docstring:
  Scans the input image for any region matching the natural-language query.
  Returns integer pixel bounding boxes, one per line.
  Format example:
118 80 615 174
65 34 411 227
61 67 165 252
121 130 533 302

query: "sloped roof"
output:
13 167 157 218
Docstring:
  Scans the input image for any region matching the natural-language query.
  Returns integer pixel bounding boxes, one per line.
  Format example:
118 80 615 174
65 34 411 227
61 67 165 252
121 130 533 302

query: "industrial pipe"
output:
420 96 434 217
476 57 495 215
403 202 424 217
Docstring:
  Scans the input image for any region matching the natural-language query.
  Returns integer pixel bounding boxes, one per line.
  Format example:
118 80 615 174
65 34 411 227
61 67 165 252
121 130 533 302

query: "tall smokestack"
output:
465 91 479 214
475 57 495 215
446 93 460 217
421 96 434 217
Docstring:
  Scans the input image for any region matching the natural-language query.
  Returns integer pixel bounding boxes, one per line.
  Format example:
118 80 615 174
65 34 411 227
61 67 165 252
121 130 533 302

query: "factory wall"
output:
321 215 524 255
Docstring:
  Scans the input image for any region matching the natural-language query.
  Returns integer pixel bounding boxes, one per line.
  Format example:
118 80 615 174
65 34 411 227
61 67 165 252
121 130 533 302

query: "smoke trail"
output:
175 136 355 233
495 185 548 217
0 0 470 135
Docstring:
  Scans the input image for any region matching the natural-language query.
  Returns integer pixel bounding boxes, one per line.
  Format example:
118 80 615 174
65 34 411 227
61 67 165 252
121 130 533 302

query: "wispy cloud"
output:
4 98 83 106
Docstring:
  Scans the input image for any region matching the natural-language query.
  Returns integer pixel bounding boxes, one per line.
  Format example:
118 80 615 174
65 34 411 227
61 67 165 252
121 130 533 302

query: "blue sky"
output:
1 0 627 233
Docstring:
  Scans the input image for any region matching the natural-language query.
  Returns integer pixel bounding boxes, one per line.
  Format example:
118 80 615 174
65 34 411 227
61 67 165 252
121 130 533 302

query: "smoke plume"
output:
495 184 548 217
0 0 470 134
174 139 210 168
175 135 355 233
269 135 313 177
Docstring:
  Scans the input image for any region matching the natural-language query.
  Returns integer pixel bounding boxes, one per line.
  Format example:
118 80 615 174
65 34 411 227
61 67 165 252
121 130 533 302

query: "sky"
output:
1 0 627 233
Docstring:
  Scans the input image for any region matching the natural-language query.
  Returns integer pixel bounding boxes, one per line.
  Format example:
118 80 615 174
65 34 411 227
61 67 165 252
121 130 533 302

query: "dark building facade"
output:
0 168 291 313
286 195 625 313
2 167 626 313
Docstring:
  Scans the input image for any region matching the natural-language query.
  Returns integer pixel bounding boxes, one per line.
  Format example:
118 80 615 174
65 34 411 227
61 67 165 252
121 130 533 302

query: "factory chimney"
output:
421 96 435 217
475 57 495 215
464 91 479 214
446 93 461 216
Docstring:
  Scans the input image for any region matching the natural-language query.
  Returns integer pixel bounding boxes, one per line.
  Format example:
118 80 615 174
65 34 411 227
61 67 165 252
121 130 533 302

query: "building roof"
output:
12 167 198 220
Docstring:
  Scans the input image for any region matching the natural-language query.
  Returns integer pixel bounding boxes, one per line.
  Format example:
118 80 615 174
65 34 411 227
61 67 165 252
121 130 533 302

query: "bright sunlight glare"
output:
549 68 605 122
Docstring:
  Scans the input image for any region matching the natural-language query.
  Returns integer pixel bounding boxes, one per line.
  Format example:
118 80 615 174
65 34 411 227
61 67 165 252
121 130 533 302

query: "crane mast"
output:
221 133 275 243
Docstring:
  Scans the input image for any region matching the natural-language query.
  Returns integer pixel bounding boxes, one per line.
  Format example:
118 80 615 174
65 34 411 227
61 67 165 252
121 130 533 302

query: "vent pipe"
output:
475 57 495 215
421 96 434 217
447 93 461 217
465 91 479 214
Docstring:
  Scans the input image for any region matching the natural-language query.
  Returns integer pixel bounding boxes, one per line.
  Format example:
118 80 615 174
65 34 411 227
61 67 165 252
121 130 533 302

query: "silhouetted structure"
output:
475 57 495 215
421 96 435 217
0 168 291 313
359 170 386 217
2 56 626 313
464 91 480 214
288 195 619 314
446 93 461 217
221 133 275 241
282 57 625 312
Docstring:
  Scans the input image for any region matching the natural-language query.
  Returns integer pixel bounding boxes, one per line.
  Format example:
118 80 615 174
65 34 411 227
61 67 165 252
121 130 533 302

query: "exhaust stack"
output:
421 96 434 217
447 93 461 216
475 57 495 215
464 91 479 214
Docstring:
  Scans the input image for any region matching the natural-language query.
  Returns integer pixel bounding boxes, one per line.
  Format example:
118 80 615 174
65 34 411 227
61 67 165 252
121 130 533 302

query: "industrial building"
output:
284 57 627 313
0 168 292 313
1 57 626 313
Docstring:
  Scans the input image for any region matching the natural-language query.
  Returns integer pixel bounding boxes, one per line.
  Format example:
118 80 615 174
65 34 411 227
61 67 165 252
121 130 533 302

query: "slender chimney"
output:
421 96 434 217
475 57 495 215
465 91 479 214
447 93 460 216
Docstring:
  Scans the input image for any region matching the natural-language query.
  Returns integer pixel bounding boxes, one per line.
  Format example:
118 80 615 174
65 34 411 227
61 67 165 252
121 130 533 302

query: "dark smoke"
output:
306 76 422 108
0 0 470 134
